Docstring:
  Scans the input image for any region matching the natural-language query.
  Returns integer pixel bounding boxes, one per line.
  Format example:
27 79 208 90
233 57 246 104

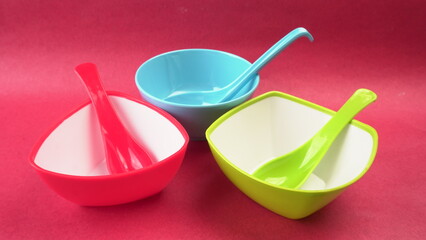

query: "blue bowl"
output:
135 49 259 140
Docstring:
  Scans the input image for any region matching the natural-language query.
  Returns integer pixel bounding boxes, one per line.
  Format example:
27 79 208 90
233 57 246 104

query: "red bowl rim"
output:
28 91 189 180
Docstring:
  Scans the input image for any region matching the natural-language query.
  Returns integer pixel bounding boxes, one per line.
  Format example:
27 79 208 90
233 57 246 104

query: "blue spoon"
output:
164 28 314 105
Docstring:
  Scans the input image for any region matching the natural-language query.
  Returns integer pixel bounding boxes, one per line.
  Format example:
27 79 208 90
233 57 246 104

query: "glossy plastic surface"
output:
29 92 189 206
206 91 378 219
253 89 377 189
75 63 154 174
135 49 259 140
165 28 313 104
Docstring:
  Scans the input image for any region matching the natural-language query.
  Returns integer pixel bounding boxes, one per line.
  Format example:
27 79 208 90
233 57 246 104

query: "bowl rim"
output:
206 91 378 193
134 48 260 108
28 91 190 180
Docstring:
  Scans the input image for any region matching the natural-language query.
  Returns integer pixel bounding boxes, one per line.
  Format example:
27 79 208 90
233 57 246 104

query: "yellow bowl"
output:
206 91 378 219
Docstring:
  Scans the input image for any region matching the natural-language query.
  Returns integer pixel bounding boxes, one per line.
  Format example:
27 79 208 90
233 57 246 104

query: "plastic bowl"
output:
29 92 189 206
135 49 259 140
206 91 378 219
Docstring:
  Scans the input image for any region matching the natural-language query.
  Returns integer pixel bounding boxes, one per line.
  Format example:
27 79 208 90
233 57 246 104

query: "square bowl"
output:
206 91 378 219
29 92 189 206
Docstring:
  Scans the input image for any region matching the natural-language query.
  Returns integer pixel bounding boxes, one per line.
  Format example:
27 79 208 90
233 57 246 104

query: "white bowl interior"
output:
209 96 375 190
34 96 186 176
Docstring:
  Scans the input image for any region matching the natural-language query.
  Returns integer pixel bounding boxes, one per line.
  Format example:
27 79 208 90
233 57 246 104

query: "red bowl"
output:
29 92 189 206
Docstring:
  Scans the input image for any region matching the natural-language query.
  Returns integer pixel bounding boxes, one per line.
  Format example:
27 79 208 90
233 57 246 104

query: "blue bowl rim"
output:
134 48 260 108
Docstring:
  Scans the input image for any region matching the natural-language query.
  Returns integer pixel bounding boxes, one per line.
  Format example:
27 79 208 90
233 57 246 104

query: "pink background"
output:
1 0 425 239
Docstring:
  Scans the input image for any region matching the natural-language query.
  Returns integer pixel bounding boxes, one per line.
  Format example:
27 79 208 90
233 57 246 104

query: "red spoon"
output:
75 63 154 174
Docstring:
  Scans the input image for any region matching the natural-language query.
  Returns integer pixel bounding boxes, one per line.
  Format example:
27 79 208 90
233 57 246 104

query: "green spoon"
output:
252 89 377 189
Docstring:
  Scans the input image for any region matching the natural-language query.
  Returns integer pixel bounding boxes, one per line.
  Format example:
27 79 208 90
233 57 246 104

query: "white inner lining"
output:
210 96 374 190
34 96 185 176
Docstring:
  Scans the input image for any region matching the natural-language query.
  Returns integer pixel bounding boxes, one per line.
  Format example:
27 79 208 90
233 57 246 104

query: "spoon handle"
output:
75 63 153 173
292 89 376 188
75 63 120 129
221 27 314 102
317 88 377 141
310 89 377 157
